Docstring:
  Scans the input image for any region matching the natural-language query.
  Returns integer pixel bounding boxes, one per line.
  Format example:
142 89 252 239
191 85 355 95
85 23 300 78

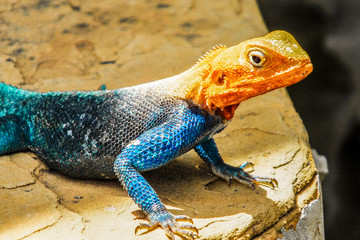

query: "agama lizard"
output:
0 30 312 239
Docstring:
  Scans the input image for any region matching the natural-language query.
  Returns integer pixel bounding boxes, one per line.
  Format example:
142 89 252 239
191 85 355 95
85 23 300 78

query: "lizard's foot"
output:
135 210 198 239
210 162 278 189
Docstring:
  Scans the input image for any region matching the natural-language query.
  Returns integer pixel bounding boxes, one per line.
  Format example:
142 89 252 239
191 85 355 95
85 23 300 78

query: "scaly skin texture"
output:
0 31 312 239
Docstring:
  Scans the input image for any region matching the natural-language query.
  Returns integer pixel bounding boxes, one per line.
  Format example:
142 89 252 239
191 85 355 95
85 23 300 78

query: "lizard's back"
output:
2 83 184 179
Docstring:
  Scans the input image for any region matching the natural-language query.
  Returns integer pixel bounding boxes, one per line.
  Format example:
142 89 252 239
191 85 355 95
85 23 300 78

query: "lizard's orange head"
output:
195 30 313 120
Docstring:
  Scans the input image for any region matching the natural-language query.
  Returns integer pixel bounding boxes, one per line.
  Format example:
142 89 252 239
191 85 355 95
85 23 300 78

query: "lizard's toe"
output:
211 163 277 190
135 222 158 235
174 214 194 224
169 227 198 240
135 211 198 239
177 223 199 235
253 176 278 189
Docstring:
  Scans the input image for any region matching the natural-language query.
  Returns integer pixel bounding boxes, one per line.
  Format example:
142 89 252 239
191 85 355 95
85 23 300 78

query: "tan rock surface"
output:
0 0 319 239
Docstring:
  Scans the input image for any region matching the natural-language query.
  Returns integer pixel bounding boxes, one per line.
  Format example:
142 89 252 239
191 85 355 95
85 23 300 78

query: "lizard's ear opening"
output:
248 49 267 68
211 70 225 85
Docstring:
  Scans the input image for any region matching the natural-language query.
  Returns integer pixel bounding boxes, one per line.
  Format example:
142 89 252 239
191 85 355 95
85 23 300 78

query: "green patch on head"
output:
263 30 309 60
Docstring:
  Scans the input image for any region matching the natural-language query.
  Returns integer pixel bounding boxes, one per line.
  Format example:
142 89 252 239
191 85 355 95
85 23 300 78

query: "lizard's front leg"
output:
114 155 196 239
113 107 206 239
195 138 278 189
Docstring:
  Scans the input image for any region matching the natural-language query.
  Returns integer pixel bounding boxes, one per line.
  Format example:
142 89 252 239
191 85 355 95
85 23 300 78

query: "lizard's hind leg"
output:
0 115 28 154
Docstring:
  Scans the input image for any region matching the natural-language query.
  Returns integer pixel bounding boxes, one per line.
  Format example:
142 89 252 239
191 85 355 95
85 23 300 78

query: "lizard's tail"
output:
0 83 34 154
0 82 33 115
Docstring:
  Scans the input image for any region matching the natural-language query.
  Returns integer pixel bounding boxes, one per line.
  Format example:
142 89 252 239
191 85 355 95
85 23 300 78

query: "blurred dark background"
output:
257 0 360 239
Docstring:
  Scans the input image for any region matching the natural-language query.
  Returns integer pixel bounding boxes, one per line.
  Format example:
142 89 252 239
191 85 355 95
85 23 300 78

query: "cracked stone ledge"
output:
0 153 87 240
0 0 322 239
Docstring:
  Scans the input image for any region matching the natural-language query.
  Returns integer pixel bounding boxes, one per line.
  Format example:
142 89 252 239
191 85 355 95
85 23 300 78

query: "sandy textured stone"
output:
0 0 321 239
24 205 85 240
0 156 35 189
0 155 61 240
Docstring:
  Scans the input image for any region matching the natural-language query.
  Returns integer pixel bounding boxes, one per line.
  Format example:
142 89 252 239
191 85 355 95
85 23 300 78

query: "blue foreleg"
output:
113 105 207 238
195 138 278 189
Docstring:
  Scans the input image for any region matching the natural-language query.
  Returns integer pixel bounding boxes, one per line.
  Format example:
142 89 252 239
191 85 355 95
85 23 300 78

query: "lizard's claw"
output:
253 176 278 189
135 211 198 239
211 162 278 189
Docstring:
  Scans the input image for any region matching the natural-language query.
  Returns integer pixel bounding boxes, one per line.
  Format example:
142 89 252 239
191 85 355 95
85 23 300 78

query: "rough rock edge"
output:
251 174 323 240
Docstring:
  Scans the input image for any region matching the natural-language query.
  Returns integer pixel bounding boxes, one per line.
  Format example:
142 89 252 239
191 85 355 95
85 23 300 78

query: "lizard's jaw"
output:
215 104 240 120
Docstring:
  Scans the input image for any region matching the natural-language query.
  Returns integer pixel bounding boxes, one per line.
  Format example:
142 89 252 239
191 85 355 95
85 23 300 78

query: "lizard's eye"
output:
248 50 266 68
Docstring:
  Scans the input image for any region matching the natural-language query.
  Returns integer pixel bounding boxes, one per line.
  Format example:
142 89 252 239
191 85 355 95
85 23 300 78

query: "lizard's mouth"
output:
215 104 239 120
